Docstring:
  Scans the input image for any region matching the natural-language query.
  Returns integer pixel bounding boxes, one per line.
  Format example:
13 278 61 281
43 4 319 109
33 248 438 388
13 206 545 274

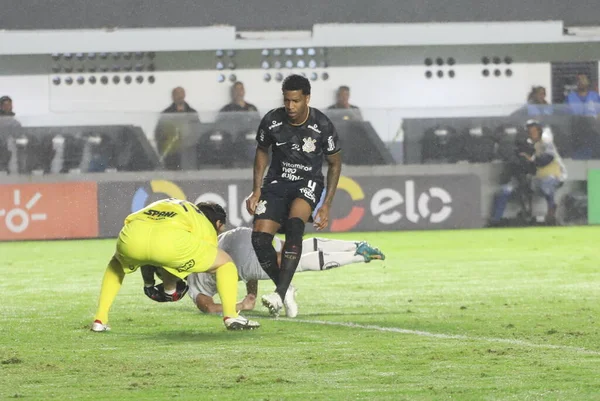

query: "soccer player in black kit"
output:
245 74 342 317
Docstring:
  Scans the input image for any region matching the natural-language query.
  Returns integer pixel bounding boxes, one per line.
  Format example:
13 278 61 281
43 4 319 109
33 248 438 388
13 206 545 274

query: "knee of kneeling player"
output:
251 231 274 253
285 217 305 243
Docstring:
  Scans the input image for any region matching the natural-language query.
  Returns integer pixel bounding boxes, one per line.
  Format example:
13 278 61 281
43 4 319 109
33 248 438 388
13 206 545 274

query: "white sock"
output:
298 251 365 272
302 238 357 254
164 288 176 295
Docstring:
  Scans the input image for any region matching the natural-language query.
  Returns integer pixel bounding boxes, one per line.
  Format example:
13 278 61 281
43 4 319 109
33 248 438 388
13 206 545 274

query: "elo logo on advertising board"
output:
0 182 98 241
95 174 478 237
325 176 454 232
123 175 467 234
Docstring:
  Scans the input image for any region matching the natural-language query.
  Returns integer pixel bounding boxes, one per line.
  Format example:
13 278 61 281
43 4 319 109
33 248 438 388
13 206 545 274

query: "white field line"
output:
284 319 600 355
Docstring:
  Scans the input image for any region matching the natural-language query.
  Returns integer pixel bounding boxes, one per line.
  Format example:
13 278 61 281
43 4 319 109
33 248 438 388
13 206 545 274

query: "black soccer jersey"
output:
255 107 341 184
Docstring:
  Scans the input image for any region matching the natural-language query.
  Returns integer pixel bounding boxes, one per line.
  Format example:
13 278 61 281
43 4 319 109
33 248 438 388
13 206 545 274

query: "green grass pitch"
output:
1 227 600 400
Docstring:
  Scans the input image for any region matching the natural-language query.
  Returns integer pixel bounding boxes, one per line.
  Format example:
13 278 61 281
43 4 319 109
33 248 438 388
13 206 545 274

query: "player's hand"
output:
160 281 189 302
144 281 189 302
144 285 167 302
313 204 330 231
245 191 261 215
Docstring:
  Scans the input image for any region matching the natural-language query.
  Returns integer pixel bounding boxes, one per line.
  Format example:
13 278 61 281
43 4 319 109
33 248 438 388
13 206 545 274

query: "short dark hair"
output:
282 74 311 95
196 201 227 230
0 96 12 104
338 86 350 92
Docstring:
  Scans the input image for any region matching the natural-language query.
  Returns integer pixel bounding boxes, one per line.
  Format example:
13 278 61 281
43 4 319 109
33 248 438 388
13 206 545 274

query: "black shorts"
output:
253 179 324 226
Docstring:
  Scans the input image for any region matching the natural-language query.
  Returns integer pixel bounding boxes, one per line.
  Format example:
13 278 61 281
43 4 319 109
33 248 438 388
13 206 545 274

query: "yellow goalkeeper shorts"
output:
115 216 218 279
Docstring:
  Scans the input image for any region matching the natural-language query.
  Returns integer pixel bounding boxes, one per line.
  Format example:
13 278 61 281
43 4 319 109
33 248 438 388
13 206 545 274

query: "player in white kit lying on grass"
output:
186 226 385 318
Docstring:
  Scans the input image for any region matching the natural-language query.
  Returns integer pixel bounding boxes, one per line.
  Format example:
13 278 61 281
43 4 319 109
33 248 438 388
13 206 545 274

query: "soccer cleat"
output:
355 242 386 263
261 292 283 317
223 315 260 330
91 320 110 332
283 285 298 318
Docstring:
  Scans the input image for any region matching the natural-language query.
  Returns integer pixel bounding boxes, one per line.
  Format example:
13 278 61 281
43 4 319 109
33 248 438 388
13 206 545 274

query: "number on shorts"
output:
306 180 317 191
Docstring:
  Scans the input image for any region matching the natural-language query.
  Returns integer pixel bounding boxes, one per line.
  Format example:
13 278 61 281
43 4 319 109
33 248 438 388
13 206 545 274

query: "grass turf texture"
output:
1 227 600 401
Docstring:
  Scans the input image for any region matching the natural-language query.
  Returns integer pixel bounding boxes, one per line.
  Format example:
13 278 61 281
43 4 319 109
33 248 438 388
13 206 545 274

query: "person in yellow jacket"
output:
91 199 260 332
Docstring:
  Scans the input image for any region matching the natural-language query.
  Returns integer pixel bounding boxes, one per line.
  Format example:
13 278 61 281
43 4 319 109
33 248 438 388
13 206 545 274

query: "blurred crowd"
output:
1 72 600 176
154 82 362 170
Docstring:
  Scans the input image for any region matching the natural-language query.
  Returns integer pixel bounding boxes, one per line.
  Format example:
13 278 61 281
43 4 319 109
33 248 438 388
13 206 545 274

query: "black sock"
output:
251 231 279 286
276 217 304 301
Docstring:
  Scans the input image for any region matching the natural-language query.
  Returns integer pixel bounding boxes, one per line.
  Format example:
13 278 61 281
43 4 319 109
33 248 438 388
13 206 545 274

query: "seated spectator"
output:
219 82 258 113
526 86 552 116
0 95 23 174
490 120 566 226
161 87 198 115
566 74 600 159
567 73 600 116
327 86 362 120
154 87 200 170
0 96 16 117
510 86 552 118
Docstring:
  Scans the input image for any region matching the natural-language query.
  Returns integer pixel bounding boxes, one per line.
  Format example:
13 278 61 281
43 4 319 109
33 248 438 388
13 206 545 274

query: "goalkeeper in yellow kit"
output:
91 198 260 331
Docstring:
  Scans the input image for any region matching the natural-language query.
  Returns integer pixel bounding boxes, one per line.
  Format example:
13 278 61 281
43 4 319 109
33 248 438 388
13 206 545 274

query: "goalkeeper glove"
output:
144 284 166 302
144 281 189 302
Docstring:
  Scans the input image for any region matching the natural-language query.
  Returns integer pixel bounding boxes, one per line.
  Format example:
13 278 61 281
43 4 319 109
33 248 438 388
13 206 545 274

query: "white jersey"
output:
187 227 283 299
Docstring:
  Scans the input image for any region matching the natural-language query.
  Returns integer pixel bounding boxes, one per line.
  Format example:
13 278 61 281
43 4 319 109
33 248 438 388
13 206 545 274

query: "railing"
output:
1 103 599 175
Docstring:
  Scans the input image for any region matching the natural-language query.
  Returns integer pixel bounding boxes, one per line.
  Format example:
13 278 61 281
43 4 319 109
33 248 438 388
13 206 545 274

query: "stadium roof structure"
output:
1 0 600 30
1 21 600 55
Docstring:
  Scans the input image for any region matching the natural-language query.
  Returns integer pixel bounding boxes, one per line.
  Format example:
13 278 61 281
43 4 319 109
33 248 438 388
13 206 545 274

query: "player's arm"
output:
195 294 223 314
252 146 270 194
195 284 258 314
140 265 156 286
246 118 273 214
323 152 342 207
315 122 342 230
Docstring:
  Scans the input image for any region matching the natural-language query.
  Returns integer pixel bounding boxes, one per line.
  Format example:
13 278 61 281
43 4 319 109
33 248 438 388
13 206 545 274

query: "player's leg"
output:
297 251 365 272
275 198 312 301
92 255 126 331
93 220 153 331
489 183 515 225
535 176 560 224
251 219 281 285
156 223 259 330
251 183 285 286
203 248 238 318
302 237 385 262
302 237 357 253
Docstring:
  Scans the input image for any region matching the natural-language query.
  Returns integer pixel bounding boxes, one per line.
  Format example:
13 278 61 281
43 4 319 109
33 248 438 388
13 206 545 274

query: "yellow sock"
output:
94 256 125 323
215 261 239 318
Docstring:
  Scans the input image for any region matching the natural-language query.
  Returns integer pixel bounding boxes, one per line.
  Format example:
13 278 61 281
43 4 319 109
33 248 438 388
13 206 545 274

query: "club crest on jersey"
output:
307 124 321 134
302 137 317 153
269 120 283 130
255 200 267 215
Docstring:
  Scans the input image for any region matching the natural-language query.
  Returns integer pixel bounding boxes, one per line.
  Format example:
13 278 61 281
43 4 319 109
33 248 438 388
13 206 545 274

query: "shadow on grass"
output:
140 329 267 343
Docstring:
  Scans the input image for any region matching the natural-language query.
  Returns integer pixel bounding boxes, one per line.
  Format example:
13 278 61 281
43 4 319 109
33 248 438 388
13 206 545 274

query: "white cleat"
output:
261 292 283 317
284 285 298 318
223 315 260 330
91 320 110 332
